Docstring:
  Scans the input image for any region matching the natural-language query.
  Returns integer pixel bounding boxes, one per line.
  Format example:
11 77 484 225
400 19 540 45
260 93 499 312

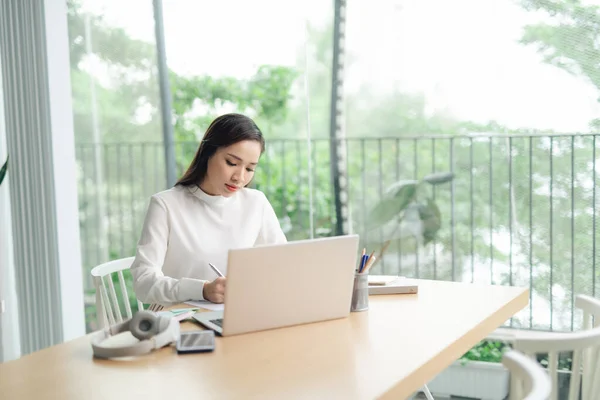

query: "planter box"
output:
427 360 509 400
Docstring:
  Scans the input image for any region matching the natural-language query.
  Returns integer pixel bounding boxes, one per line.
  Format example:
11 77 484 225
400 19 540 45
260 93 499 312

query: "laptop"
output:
193 234 359 336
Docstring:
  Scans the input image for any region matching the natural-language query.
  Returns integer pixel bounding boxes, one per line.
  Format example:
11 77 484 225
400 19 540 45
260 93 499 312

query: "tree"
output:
67 0 161 144
170 66 297 169
514 0 600 329
519 0 600 130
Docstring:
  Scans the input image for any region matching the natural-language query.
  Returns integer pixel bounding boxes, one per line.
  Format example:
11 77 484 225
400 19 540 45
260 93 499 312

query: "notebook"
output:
368 275 419 295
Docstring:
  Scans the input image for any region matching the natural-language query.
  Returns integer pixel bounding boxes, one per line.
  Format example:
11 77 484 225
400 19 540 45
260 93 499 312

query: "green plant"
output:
0 155 7 186
366 171 454 249
460 340 508 364
459 340 573 371
537 352 573 371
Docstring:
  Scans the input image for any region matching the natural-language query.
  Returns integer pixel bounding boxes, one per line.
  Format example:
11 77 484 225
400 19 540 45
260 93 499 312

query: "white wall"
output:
45 0 86 342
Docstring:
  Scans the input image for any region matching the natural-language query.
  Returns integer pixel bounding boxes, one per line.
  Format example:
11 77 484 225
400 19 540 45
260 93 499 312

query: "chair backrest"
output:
503 350 551 400
511 295 600 400
90 256 143 329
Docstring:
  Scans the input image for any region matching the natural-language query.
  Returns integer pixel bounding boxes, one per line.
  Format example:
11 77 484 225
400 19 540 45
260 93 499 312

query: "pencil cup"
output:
350 273 369 312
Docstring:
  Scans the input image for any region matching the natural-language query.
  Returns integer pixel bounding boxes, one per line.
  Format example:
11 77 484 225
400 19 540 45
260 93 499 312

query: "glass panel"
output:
69 0 600 350
160 0 318 240
343 1 598 397
68 0 163 331
343 0 600 333
68 0 326 330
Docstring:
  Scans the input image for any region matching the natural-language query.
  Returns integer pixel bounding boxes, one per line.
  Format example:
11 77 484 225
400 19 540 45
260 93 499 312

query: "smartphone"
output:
176 330 215 354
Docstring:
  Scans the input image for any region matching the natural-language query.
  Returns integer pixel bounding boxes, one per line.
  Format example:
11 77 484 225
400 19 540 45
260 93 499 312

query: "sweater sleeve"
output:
130 195 207 305
255 192 287 246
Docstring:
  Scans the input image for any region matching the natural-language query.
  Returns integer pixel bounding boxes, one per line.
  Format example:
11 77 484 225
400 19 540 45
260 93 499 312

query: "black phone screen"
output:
176 330 215 353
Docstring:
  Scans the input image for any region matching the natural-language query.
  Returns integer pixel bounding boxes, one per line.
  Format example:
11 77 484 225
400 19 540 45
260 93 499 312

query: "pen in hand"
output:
205 263 226 304
208 262 225 278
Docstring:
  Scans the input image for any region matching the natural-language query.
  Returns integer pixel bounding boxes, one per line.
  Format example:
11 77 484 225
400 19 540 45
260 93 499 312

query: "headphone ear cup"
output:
130 310 159 341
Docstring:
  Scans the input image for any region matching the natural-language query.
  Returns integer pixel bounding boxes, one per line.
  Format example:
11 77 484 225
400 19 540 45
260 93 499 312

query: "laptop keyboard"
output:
210 318 223 327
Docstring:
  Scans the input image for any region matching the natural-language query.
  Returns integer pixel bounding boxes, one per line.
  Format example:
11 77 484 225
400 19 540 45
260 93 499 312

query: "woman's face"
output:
201 140 262 197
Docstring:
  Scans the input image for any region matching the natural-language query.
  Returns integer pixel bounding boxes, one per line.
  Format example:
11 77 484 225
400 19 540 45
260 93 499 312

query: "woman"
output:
130 113 287 305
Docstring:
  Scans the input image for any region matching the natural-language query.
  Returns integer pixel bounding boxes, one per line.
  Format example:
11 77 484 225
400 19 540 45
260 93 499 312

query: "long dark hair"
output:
176 113 265 187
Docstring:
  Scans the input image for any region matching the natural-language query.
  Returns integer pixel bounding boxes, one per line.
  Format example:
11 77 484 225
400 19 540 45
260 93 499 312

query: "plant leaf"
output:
392 180 419 210
419 198 441 245
367 181 418 228
368 197 405 228
0 155 8 186
423 172 454 185
460 340 506 363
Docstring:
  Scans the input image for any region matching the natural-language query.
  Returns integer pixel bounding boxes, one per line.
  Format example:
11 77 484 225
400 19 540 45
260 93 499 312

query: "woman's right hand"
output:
203 277 227 303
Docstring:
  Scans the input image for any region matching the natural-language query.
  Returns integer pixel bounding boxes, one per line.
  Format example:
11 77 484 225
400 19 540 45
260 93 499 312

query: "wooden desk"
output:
0 279 528 400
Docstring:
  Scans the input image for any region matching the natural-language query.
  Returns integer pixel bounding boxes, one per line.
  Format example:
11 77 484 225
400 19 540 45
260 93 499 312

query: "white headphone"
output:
91 310 180 359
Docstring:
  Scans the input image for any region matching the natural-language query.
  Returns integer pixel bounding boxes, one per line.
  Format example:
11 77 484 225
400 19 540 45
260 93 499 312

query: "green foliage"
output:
423 172 454 185
247 66 299 124
460 340 508 364
170 65 297 171
366 172 454 246
519 0 600 130
67 0 155 71
170 65 297 131
368 181 418 227
253 139 336 240
419 198 442 245
67 0 161 145
460 340 573 372
0 156 7 186
537 352 573 372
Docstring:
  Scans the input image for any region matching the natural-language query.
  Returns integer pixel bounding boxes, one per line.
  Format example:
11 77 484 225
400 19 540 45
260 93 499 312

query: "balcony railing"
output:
75 133 599 332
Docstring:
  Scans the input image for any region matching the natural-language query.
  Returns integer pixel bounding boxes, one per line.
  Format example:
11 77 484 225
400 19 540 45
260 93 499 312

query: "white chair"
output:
90 256 144 329
421 385 434 400
511 295 600 400
502 350 551 400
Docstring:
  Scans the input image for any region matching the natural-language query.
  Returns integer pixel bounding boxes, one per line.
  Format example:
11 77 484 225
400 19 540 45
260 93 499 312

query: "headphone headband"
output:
91 310 180 359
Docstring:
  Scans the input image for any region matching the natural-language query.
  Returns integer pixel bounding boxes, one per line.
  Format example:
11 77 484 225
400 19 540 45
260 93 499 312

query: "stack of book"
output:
368 275 419 295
